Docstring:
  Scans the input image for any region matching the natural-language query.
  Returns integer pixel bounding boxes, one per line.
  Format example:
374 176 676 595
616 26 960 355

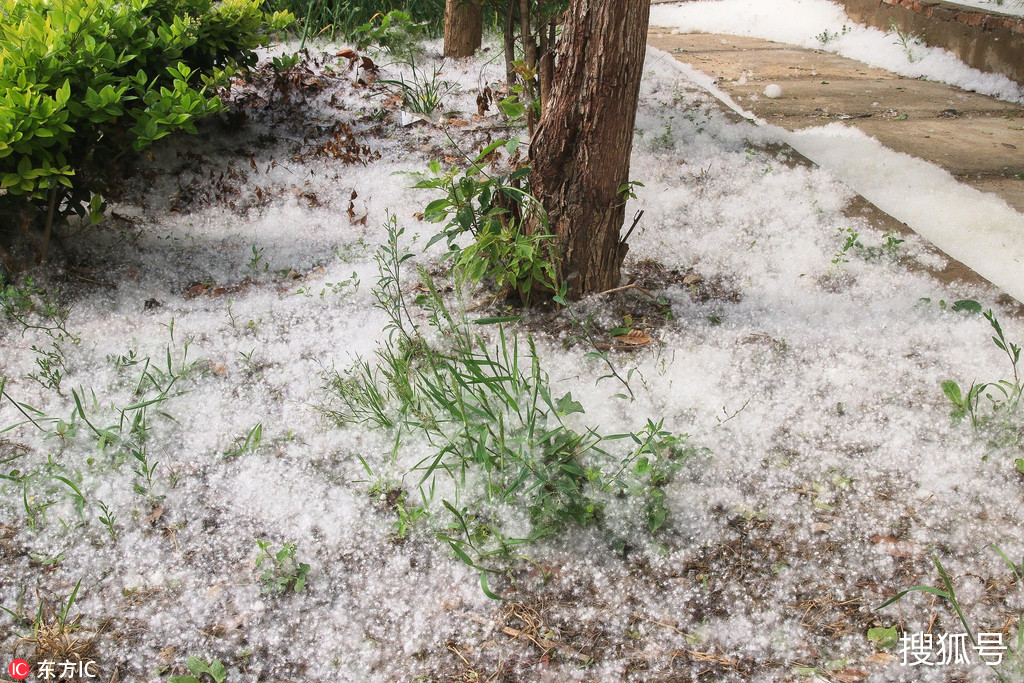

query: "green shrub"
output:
0 0 292 253
411 140 559 304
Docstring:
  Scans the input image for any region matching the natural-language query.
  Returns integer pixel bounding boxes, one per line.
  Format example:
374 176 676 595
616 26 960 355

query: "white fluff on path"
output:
650 0 1024 103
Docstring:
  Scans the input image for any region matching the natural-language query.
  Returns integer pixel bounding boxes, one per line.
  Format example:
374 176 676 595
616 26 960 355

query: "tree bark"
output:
529 0 651 298
444 0 483 57
538 19 555 112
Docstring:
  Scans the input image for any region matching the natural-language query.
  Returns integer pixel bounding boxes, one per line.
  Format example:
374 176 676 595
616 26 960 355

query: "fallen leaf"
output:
864 653 897 666
613 329 651 346
831 670 867 682
186 284 208 299
145 506 164 525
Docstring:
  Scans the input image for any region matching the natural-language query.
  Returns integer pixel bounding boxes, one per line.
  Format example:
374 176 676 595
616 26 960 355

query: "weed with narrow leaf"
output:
323 218 696 594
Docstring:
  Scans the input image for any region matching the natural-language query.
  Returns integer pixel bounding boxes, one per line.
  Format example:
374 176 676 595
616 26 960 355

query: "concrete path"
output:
646 30 1024 213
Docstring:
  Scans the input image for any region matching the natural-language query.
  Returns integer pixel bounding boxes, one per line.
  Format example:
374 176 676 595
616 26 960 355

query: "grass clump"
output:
941 303 1022 469
8 581 99 673
262 0 445 41
324 216 695 593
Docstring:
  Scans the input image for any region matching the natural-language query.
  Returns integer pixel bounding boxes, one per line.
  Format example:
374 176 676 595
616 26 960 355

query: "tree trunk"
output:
503 3 517 93
444 0 483 57
538 19 555 113
529 0 651 298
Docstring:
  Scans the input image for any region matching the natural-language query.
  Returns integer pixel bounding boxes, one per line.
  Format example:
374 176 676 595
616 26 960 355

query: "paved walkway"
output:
646 30 1024 212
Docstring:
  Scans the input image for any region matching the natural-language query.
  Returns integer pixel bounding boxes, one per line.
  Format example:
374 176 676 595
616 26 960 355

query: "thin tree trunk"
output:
41 184 57 263
529 0 651 297
538 19 555 112
444 0 483 57
503 2 517 93
518 0 539 134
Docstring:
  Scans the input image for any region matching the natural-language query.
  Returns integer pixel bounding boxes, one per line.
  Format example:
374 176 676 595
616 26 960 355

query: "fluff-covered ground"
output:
1 34 1023 683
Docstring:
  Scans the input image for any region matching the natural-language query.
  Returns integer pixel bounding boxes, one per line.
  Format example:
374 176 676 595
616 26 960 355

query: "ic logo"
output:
8 659 30 680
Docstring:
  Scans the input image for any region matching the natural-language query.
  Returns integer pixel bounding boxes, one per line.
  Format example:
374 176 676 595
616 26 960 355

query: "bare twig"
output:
619 209 644 247
594 282 656 299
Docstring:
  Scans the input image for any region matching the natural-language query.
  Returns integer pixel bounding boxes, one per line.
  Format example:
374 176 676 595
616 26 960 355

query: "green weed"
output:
255 540 310 593
96 499 117 541
889 19 925 62
324 218 694 592
815 24 849 47
1 277 76 394
879 551 1024 677
169 656 227 683
225 422 264 458
411 140 557 303
942 305 1022 461
832 227 904 265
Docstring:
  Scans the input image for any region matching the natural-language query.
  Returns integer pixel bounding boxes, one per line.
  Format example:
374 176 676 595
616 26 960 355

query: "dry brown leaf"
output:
831 670 867 682
682 273 703 285
864 653 897 666
613 329 651 346
144 505 164 525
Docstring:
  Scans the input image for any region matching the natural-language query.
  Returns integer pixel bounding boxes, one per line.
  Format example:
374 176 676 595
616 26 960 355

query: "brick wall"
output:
840 0 1024 85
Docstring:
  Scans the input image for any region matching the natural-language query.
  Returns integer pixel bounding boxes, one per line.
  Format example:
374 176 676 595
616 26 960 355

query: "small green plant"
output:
831 227 903 264
832 227 863 264
652 116 676 151
942 305 1021 459
324 219 695 593
879 551 1024 676
411 141 558 303
881 230 905 260
1 277 76 394
224 422 263 457
880 555 976 643
247 245 266 272
169 655 227 683
392 490 428 539
379 62 458 117
867 625 899 650
889 19 925 62
816 24 850 47
255 539 310 593
295 271 359 297
96 499 117 541
270 51 302 72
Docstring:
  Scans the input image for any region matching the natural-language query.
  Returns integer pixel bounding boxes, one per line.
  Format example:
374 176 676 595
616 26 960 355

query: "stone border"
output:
840 0 1024 84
